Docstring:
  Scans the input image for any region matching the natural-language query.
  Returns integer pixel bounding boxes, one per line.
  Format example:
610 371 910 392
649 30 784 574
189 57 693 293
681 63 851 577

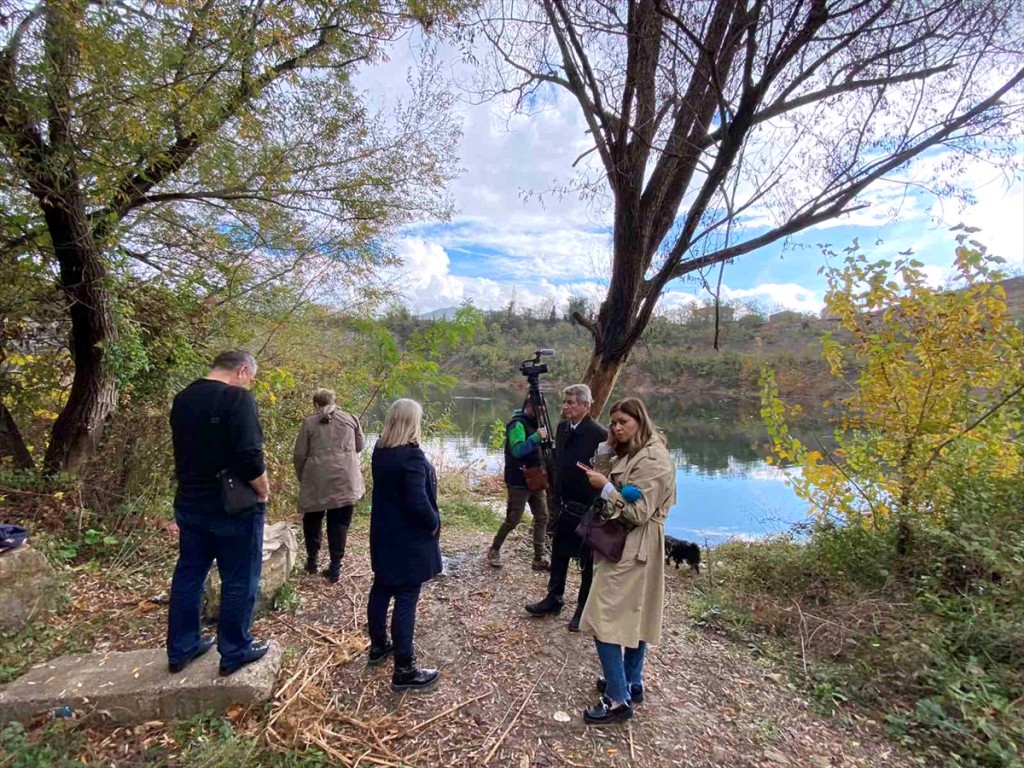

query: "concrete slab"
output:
0 641 282 725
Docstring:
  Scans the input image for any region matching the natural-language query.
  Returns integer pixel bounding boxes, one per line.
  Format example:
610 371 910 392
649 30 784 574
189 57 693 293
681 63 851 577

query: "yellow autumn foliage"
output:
761 233 1024 530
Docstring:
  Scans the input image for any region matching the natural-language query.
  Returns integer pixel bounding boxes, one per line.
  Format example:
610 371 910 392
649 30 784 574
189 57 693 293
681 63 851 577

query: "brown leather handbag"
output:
521 464 549 493
575 500 629 562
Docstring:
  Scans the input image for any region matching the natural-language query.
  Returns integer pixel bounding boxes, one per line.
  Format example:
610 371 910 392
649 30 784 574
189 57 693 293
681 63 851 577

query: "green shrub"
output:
697 472 1024 766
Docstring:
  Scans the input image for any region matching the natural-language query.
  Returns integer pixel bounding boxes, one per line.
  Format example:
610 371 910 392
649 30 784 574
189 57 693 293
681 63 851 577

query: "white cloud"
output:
720 283 823 314
394 235 824 315
393 238 504 310
356 34 1022 319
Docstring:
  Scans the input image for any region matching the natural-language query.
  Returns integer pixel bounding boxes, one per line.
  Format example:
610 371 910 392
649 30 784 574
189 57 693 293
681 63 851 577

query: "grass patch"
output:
439 496 500 532
691 498 1024 768
0 721 84 768
0 620 91 686
0 715 332 768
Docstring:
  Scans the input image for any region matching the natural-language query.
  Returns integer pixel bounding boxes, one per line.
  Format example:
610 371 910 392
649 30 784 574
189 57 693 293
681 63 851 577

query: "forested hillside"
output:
382 275 1024 402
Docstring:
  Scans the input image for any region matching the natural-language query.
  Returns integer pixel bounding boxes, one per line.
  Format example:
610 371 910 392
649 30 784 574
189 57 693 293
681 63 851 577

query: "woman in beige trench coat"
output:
293 388 365 582
579 397 676 725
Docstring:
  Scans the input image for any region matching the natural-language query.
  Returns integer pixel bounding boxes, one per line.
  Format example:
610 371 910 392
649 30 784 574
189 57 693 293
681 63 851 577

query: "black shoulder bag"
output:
574 498 630 562
210 386 261 516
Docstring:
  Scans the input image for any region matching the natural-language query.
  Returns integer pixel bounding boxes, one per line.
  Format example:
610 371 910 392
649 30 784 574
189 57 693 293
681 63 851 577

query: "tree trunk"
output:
41 193 118 474
582 349 627 418
0 396 34 470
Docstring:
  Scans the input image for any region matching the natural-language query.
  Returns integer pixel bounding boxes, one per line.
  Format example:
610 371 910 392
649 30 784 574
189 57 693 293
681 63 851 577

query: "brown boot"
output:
531 557 550 571
486 547 502 568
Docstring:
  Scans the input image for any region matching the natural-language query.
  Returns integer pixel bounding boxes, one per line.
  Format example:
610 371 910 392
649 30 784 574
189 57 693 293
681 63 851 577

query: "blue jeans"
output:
594 639 647 704
367 579 421 665
167 497 265 669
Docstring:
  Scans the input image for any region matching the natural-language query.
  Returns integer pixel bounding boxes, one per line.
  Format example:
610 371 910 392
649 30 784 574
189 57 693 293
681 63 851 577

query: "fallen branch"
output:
382 692 490 742
483 666 549 763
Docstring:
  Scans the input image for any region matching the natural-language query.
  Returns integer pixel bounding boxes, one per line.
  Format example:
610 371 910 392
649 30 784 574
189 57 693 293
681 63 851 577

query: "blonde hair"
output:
312 388 335 408
608 397 666 458
377 398 422 448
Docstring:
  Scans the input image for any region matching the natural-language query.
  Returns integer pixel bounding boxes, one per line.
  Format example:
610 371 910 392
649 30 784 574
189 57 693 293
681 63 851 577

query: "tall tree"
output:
479 0 1024 412
0 0 461 471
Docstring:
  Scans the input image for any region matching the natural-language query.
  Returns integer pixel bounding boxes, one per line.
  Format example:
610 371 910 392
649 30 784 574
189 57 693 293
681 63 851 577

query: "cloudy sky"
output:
359 36 1024 317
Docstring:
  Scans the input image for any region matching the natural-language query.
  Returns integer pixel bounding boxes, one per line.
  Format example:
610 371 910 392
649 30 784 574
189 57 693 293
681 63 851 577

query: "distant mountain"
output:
419 306 462 320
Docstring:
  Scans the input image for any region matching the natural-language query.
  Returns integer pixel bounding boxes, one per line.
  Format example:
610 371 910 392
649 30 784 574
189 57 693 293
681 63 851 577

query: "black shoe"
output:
525 595 564 616
568 607 583 632
321 561 341 583
168 636 215 673
596 677 644 704
304 556 318 575
218 640 271 677
583 696 633 725
368 642 394 667
391 663 440 692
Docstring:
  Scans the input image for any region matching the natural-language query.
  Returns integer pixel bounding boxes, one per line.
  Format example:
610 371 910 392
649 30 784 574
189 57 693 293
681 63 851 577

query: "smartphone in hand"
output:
576 461 592 471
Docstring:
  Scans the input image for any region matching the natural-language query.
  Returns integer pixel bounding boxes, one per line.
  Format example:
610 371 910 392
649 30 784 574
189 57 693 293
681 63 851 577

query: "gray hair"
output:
562 384 593 405
378 398 423 448
212 350 257 374
312 388 335 408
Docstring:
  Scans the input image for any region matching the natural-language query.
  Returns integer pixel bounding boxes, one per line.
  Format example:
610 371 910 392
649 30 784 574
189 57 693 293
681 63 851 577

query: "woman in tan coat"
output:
579 397 676 725
293 388 365 582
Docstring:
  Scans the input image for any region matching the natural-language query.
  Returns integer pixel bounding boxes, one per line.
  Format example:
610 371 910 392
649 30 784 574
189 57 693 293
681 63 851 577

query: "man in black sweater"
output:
525 384 608 631
167 350 271 677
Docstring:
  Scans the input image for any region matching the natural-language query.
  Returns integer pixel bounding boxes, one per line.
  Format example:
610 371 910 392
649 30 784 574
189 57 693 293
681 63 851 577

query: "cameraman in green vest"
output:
486 398 550 571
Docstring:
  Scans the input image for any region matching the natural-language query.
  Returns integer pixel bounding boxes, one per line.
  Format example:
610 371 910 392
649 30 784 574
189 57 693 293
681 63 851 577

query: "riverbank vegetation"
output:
694 238 1024 767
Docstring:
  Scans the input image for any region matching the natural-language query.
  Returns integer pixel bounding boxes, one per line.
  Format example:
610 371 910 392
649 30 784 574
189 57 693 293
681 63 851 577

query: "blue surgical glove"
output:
621 484 642 503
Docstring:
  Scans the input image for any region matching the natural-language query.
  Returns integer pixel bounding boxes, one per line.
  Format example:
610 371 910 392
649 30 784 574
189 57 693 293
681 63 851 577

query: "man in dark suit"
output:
525 384 608 631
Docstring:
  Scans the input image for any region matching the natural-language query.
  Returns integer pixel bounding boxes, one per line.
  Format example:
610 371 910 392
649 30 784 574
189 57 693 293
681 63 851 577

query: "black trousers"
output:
302 505 353 562
367 579 422 665
547 548 593 608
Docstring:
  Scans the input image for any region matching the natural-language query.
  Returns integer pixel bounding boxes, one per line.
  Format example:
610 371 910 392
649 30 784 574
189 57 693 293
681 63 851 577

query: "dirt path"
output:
274 528 912 768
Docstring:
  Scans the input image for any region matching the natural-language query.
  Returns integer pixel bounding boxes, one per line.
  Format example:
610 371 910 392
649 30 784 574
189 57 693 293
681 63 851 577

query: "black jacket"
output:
554 415 608 506
551 415 608 559
369 444 442 587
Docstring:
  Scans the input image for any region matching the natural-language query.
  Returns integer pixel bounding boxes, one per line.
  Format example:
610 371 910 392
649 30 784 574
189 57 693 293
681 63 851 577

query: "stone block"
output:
203 522 298 622
0 641 282 726
0 546 58 630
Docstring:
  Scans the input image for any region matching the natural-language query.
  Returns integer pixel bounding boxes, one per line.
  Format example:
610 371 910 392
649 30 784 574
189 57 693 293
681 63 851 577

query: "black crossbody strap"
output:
208 384 243 471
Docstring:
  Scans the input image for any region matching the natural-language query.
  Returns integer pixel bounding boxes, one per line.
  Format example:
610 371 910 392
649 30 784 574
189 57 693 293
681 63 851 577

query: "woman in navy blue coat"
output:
368 398 442 692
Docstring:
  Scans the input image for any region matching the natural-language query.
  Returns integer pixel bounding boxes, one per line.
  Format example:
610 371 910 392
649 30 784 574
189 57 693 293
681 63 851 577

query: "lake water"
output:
399 388 816 545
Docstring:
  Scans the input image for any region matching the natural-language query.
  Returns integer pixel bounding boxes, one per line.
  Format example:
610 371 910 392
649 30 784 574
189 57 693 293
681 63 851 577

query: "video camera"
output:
519 348 555 378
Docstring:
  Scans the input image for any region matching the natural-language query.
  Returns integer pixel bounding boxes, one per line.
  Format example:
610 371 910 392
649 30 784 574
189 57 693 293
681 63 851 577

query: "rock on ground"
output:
0 641 282 726
0 545 58 630
203 522 298 621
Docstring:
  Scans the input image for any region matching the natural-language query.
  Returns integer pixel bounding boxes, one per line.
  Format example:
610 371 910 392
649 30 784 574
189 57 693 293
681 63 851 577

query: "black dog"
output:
664 536 701 574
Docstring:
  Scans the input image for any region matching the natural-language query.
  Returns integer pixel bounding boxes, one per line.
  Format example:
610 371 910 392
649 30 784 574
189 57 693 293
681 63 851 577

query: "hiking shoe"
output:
486 547 502 568
525 594 563 616
531 557 550 571
368 642 394 667
583 696 633 725
392 663 440 693
596 677 644 704
321 561 342 583
304 556 318 575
